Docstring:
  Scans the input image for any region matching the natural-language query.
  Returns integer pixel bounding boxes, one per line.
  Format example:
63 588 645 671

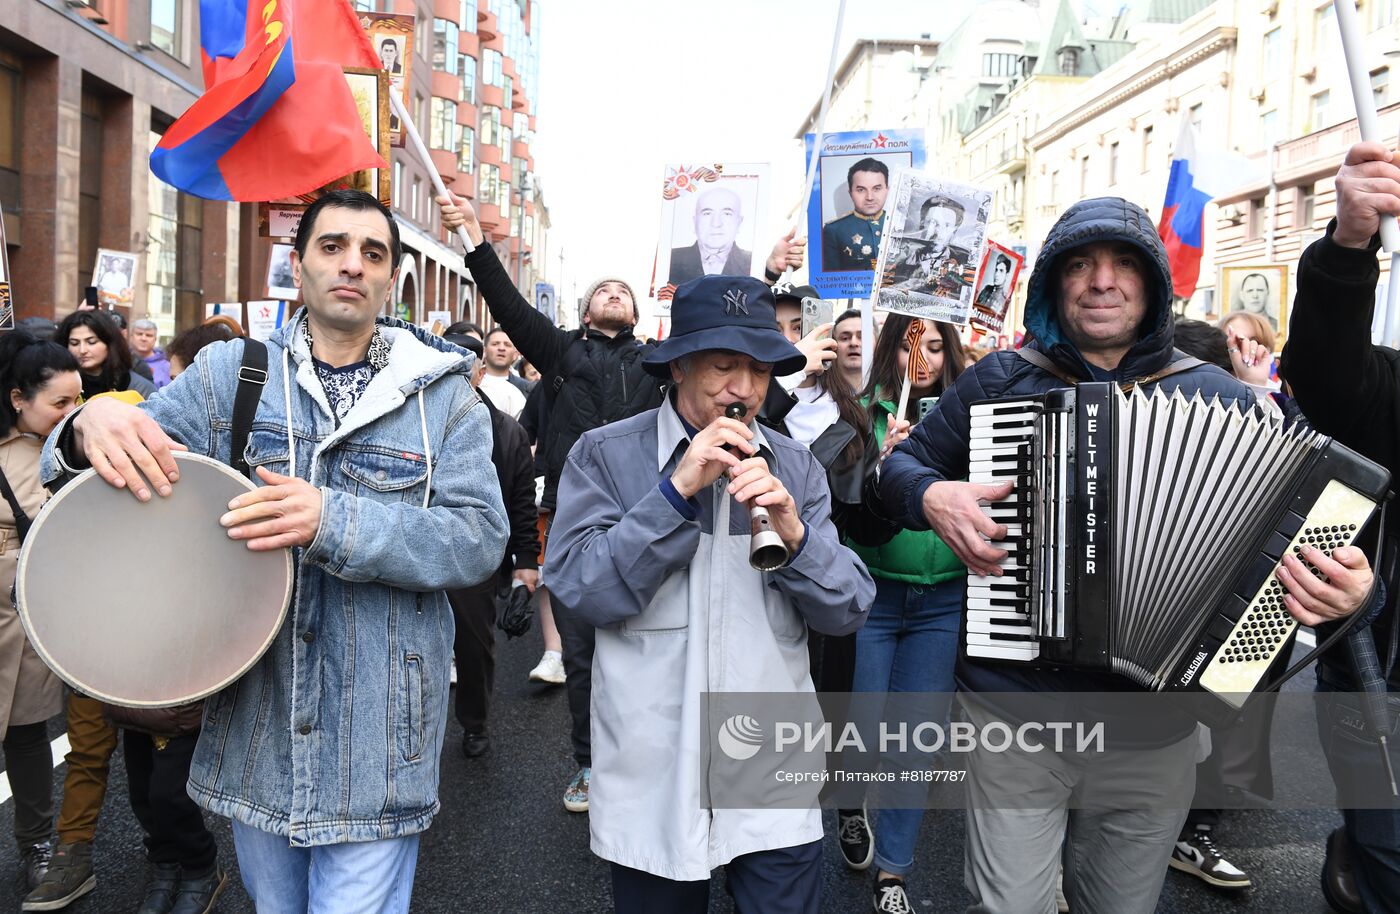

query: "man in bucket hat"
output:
544 275 875 914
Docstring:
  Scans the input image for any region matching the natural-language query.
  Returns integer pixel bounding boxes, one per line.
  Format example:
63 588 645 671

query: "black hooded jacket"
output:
465 245 666 513
880 197 1255 716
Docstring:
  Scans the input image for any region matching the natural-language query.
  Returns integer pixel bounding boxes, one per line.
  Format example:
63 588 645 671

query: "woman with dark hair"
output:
841 314 968 913
0 331 81 891
54 311 156 400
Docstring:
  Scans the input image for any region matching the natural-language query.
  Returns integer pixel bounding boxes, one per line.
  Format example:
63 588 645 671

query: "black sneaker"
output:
19 841 51 891
873 876 914 913
136 862 181 914
21 841 95 911
838 806 874 871
462 731 490 758
170 861 227 914
1169 828 1251 890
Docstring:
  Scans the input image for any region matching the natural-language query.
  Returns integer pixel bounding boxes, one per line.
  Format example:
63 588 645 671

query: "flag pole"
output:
390 91 476 255
794 0 848 243
1336 0 1400 344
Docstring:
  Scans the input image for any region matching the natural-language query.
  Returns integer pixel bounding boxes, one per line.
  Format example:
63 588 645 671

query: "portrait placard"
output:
93 249 140 310
359 12 415 147
246 300 289 343
969 240 1025 334
205 302 244 325
650 163 769 313
871 173 992 324
266 244 299 302
296 68 391 207
804 129 926 299
1219 264 1290 347
535 282 556 321
258 204 305 239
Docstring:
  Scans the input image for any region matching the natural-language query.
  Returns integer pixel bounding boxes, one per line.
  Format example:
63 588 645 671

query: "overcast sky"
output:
530 0 960 328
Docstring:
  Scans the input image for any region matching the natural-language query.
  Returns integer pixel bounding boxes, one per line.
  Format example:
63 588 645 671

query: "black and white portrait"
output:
654 163 768 298
266 243 299 301
1221 263 1289 337
874 174 991 323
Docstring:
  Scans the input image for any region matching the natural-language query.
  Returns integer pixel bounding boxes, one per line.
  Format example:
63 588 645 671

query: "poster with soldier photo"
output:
803 128 925 299
872 173 991 324
649 163 768 314
969 240 1024 334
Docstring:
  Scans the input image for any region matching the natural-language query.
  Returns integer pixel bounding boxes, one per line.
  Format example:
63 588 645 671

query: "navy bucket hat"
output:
642 275 806 379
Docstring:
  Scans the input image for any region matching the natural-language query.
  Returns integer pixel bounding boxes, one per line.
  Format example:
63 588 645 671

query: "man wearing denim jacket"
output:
39 190 509 914
545 275 875 913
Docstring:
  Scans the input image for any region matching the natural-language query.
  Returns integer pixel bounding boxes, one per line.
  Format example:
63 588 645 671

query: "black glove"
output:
495 578 533 639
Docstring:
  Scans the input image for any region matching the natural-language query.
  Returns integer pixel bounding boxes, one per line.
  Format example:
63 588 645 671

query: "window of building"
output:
411 176 421 220
392 161 402 209
1310 89 1331 130
1315 3 1335 51
460 54 476 103
1108 141 1119 186
480 162 500 208
1079 156 1089 196
1141 125 1154 173
1262 28 1281 80
498 121 512 160
982 53 1018 78
1247 195 1266 240
484 48 503 87
1058 47 1079 76
1189 103 1203 134
513 111 530 144
352 0 376 11
146 129 201 337
1370 0 1397 30
433 20 459 74
458 125 475 173
499 180 511 223
480 105 502 149
460 0 477 31
150 0 180 56
430 98 456 150
1298 183 1316 228
1374 68 1390 108
1050 169 1060 206
1261 109 1279 147
513 155 529 189
0 52 20 230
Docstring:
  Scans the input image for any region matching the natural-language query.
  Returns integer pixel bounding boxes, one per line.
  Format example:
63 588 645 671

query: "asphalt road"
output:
0 627 1350 913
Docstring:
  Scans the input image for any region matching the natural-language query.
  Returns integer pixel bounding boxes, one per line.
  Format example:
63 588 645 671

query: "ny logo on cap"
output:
723 288 749 317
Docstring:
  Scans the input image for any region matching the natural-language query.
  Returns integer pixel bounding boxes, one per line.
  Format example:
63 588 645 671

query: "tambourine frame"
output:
16 452 294 708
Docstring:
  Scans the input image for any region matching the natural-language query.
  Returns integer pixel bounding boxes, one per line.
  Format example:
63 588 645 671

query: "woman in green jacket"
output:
842 314 968 914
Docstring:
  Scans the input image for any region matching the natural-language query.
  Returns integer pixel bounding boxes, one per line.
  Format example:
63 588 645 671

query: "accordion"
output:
964 382 1389 718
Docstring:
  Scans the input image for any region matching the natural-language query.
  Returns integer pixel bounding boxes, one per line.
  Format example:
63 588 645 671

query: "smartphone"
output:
918 396 939 419
800 296 835 339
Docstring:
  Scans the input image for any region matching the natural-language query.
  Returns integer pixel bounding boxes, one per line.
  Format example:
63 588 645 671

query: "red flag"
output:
152 0 387 202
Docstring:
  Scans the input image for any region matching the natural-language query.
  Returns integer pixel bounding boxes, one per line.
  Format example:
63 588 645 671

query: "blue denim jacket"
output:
42 313 509 845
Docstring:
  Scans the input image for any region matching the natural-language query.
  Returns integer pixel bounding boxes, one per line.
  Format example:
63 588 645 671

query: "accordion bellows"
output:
965 383 1389 720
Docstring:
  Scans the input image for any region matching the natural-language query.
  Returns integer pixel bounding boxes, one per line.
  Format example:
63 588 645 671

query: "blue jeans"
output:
1316 671 1400 914
850 577 962 876
231 820 420 914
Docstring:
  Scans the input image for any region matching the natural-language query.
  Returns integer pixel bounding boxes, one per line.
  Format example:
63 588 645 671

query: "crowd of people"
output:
0 140 1395 914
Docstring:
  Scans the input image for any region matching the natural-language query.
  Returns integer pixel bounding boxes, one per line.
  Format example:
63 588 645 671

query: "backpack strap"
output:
230 339 268 477
1015 347 1079 386
0 467 32 545
1017 348 1205 394
1129 356 1205 390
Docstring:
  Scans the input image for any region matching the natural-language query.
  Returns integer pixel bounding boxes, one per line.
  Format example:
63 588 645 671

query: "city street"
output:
0 629 1348 913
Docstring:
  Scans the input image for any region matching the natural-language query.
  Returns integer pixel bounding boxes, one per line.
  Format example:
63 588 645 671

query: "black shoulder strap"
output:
1015 347 1079 386
1016 348 1206 393
0 466 32 544
548 329 587 395
231 339 269 476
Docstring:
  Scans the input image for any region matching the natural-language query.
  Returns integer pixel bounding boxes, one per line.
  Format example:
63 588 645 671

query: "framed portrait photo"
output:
649 163 769 311
297 67 391 208
359 12 414 147
969 240 1025 334
266 243 299 302
93 249 140 310
1219 264 1290 347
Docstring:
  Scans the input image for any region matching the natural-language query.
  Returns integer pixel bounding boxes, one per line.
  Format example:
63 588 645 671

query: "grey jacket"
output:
544 396 874 879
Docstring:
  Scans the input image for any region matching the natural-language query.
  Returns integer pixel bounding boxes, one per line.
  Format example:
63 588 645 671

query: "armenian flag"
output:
150 0 386 202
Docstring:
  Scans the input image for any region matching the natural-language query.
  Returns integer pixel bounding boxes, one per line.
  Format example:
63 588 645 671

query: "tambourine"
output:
16 452 293 708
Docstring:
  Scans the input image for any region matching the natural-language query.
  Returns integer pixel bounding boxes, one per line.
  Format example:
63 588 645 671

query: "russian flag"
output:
1157 117 1264 299
151 0 386 202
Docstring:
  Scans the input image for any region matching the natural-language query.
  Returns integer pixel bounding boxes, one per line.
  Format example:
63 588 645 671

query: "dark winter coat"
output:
478 388 539 574
465 245 666 513
880 196 1256 711
1282 223 1400 688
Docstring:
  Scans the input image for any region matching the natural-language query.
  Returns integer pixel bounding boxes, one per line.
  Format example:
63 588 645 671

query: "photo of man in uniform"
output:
667 186 752 286
822 157 889 272
888 195 974 299
973 253 1013 324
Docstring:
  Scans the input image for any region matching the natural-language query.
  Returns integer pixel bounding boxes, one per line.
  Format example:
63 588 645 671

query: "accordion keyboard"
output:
966 398 1042 661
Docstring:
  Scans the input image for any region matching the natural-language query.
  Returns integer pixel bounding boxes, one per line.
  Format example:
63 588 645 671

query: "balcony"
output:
433 0 458 23
431 72 459 102
512 139 531 160
479 84 505 109
429 149 458 181
995 147 1027 176
449 172 476 200
459 30 478 57
477 141 502 167
478 202 502 231
477 8 497 40
456 101 478 126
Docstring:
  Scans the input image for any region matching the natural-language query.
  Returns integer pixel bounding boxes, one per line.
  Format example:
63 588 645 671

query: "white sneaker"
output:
529 652 566 684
